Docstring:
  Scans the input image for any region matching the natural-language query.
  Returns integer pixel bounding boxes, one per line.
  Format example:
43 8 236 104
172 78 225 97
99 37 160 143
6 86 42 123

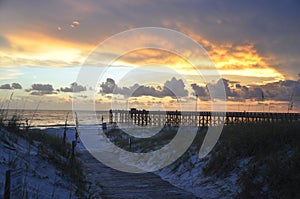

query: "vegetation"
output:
107 126 179 152
202 122 300 198
0 109 87 198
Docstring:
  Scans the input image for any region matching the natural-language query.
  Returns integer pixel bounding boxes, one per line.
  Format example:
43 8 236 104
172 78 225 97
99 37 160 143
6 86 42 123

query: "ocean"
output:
5 109 109 128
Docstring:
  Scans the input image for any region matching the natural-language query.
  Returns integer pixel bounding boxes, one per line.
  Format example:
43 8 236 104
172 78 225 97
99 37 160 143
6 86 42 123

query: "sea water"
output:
4 109 109 128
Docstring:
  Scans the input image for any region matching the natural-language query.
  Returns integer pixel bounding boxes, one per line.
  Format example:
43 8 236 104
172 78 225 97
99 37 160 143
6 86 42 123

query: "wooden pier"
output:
108 109 300 127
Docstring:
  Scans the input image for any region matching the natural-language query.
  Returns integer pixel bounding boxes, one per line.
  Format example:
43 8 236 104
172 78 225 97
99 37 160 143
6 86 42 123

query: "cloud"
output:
26 83 57 95
116 49 191 71
0 32 89 68
191 78 234 101
100 77 188 98
11 83 22 89
71 20 80 26
0 83 22 89
130 84 161 97
259 80 300 101
162 77 188 97
174 23 284 81
191 83 209 100
100 78 116 94
60 82 86 92
191 78 300 102
0 84 11 89
101 76 299 102
57 19 79 30
31 84 53 91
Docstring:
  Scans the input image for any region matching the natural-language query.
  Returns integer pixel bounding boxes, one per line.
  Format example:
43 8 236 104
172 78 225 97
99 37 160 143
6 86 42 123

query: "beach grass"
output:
0 110 87 197
206 121 300 198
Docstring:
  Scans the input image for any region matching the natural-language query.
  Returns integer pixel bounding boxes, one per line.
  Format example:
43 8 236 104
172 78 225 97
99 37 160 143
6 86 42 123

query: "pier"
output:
108 109 300 127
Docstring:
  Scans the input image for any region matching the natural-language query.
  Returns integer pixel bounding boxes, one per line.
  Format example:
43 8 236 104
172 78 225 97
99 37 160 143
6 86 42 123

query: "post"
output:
4 170 11 199
71 141 76 159
109 109 113 124
63 112 69 145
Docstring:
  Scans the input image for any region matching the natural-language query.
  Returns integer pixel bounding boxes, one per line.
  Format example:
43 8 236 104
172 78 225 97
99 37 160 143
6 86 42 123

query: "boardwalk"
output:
75 123 198 198
78 151 199 199
109 109 300 127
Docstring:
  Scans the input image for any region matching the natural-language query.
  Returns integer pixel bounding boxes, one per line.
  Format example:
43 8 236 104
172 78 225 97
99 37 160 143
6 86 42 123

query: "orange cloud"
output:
116 49 191 69
173 23 285 83
1 32 93 68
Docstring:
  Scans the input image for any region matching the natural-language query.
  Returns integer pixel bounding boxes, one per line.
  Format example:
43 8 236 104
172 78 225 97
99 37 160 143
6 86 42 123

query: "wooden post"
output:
109 109 113 124
63 112 69 145
4 170 11 199
71 141 76 159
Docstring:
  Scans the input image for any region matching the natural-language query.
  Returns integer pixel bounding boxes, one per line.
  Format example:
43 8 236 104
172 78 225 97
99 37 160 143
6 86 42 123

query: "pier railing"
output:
108 109 300 127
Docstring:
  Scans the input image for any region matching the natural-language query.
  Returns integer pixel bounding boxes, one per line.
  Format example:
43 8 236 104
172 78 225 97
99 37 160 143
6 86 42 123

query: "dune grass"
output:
107 126 179 152
0 111 87 197
202 121 300 198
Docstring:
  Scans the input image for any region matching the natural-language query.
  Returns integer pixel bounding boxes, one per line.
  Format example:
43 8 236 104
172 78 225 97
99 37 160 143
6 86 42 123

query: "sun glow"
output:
1 32 92 67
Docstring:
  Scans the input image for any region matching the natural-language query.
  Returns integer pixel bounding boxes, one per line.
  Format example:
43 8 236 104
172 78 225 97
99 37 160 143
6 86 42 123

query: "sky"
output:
0 0 300 112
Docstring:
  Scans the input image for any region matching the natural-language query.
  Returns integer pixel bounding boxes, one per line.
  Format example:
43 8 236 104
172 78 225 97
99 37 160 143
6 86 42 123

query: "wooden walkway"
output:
78 151 199 199
109 109 300 127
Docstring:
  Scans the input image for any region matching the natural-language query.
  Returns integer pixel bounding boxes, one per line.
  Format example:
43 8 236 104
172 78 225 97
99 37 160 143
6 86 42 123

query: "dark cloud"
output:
26 83 57 95
31 84 53 91
11 83 22 89
191 78 300 102
191 78 234 101
100 77 188 98
0 84 11 89
0 83 22 90
100 78 116 94
191 83 209 101
259 80 300 101
131 84 161 98
101 76 300 102
60 82 86 92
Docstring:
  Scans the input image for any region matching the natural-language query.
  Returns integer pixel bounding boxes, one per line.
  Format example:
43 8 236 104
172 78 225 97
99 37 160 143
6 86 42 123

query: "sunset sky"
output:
0 0 299 111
